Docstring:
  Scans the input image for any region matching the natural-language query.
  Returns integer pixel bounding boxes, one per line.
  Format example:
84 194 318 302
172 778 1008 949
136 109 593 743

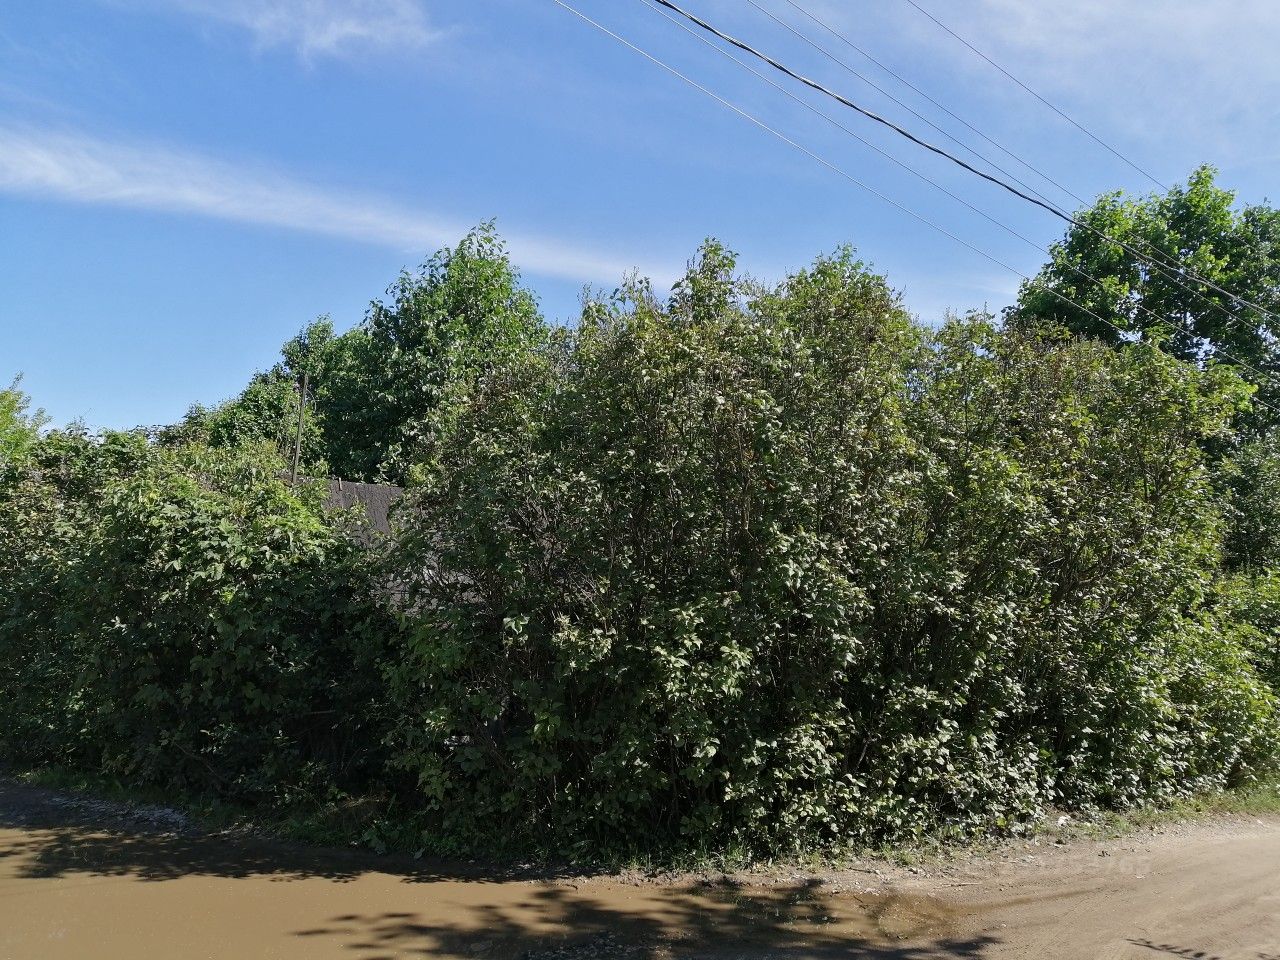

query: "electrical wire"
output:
777 0 1083 211
896 0 1169 191
645 0 1280 332
636 0 1280 395
737 0 1073 217
548 0 1280 419
774 0 1280 342
645 0 1067 221
741 0 1071 217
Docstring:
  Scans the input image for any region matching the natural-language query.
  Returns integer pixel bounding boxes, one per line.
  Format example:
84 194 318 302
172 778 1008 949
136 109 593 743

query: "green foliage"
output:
1013 167 1280 572
1217 431 1280 570
1217 571 1280 694
166 317 336 474
317 223 547 482
173 368 324 468
382 244 1278 857
1013 167 1280 408
0 376 48 465
0 432 394 802
0 427 120 763
181 225 547 484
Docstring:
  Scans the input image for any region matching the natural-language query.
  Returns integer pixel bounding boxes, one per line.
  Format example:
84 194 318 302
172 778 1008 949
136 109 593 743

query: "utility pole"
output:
291 369 308 485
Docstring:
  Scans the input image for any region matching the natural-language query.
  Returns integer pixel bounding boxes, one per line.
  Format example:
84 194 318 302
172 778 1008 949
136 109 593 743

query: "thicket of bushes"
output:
384 245 1278 853
0 433 395 805
2 230 1279 859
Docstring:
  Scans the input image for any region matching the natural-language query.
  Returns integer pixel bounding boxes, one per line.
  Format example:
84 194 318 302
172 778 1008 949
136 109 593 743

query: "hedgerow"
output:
1 239 1277 860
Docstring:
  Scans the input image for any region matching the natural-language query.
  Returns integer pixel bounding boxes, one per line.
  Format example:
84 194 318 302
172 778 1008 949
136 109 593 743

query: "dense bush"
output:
173 365 329 472
383 245 1278 855
0 433 393 803
1218 432 1280 571
1217 571 1280 694
0 429 110 763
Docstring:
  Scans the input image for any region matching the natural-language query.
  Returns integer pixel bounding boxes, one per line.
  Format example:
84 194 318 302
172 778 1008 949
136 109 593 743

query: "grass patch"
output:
1061 778 1280 839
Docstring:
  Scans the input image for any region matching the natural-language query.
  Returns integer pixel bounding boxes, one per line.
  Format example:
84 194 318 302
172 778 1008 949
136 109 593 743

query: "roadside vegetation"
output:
3 170 1279 863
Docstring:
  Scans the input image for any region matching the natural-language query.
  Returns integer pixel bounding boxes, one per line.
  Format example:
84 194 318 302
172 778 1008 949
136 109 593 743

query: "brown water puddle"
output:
0 784 983 959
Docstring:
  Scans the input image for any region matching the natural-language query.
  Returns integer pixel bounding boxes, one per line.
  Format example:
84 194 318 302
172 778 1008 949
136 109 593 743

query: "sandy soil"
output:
0 778 1276 959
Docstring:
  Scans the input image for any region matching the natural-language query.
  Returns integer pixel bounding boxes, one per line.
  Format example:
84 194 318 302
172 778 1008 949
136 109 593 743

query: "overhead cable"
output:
896 0 1169 191
549 0 1280 417
645 0 1280 330
637 0 1280 393
777 0 1084 211
774 0 1280 344
645 0 1070 221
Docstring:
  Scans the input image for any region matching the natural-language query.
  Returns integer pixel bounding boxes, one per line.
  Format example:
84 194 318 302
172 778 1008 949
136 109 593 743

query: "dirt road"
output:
0 779 1276 959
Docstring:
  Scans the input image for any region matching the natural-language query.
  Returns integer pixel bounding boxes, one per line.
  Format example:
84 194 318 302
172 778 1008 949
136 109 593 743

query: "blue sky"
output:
3 0 1278 429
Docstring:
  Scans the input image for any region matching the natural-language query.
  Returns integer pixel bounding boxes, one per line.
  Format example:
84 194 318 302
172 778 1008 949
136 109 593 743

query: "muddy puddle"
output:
0 781 982 959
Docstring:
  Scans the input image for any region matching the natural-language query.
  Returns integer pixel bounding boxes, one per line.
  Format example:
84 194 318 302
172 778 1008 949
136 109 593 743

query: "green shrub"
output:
383 245 1278 857
0 375 48 466
1218 432 1280 571
0 430 146 763
4 237 1278 863
0 434 394 803
1217 571 1280 694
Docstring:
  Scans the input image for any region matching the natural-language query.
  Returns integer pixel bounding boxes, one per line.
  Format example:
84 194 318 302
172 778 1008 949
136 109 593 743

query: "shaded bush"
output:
1218 432 1280 571
0 433 394 804
0 430 145 764
1217 571 1280 694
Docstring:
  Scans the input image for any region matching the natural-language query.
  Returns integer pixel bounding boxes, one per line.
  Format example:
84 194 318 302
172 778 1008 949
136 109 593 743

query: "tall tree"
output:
1012 166 1280 418
1013 168 1280 570
168 225 545 484
317 223 546 482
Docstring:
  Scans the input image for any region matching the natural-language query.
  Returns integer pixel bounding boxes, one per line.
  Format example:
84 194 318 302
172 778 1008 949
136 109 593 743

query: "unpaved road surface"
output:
0 779 1276 959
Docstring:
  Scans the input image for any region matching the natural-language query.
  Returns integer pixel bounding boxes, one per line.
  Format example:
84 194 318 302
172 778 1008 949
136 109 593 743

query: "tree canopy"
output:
1013 166 1280 417
171 224 545 484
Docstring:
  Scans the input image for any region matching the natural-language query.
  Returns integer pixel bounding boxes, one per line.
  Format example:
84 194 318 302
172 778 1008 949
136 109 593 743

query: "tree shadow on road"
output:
292 880 999 960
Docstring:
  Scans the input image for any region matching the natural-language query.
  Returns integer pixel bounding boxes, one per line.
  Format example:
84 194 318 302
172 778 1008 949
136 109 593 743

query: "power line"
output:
896 0 1168 192
645 0 1068 221
776 0 1086 211
549 0 1280 418
644 0 1280 336
777 0 1280 334
734 0 1075 217
635 0 1280 394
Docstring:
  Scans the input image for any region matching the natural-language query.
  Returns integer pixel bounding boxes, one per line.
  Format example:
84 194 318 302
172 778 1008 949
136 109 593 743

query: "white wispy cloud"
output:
111 0 442 57
936 1 1280 113
0 125 662 283
777 0 1280 160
